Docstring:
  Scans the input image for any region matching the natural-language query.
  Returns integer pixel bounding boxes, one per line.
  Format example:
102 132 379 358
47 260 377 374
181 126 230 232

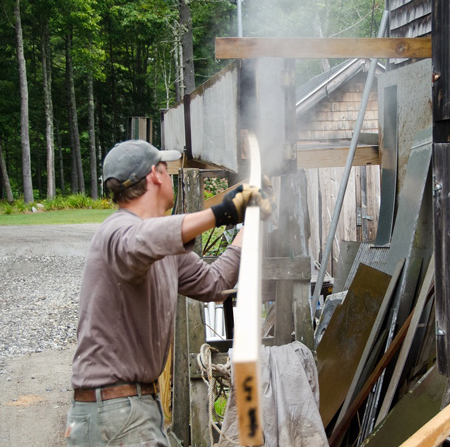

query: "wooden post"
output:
276 172 314 349
171 169 209 447
432 0 450 379
183 169 210 447
170 174 190 447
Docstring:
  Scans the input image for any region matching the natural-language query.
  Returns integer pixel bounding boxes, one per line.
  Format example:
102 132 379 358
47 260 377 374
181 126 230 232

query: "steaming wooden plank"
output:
216 37 432 60
398 401 450 447
233 132 264 446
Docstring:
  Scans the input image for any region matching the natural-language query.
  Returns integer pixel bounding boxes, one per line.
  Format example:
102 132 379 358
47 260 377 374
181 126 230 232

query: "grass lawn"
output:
0 209 116 225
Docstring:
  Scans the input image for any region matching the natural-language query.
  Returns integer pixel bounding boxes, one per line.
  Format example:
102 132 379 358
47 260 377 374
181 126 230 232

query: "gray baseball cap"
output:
103 140 182 188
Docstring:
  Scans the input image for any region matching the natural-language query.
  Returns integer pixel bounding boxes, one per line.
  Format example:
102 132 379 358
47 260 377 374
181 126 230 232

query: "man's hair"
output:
105 163 166 204
105 177 148 204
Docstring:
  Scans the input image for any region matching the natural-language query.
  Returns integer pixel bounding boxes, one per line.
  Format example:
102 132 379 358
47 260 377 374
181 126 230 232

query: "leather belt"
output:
74 382 158 402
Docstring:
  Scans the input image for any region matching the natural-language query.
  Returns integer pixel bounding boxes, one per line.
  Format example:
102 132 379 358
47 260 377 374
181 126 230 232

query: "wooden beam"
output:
297 145 380 168
166 158 222 175
398 401 450 447
232 132 264 446
216 37 432 60
171 145 380 178
204 180 247 209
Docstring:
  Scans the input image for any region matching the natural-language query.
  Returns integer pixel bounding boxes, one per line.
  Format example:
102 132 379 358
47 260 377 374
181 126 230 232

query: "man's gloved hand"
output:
211 184 273 227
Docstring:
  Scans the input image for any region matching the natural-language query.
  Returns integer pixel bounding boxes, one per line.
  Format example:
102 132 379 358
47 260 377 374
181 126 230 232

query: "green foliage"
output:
203 177 228 200
0 195 116 215
0 0 384 200
214 394 228 420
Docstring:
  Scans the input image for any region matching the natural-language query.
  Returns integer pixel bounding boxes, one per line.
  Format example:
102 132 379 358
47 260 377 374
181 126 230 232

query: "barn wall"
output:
297 72 379 141
388 0 432 65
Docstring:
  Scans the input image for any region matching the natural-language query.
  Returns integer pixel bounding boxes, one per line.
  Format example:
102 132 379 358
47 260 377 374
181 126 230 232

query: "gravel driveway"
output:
0 224 99 446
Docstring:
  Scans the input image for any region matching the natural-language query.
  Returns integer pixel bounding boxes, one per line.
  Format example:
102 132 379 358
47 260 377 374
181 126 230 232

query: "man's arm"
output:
180 183 271 244
181 209 216 244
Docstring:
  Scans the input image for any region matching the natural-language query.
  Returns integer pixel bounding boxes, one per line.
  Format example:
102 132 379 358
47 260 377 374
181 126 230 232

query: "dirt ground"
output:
0 224 99 447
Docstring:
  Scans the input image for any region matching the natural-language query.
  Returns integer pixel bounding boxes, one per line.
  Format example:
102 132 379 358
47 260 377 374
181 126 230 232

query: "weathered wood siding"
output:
162 64 240 172
306 165 380 277
297 72 379 141
297 71 381 275
388 0 432 65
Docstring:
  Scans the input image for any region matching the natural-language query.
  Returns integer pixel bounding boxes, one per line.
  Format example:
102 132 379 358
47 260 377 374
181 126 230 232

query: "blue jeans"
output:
65 391 170 446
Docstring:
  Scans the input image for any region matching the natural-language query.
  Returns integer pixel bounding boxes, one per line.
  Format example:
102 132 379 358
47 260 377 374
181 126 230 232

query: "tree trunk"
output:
0 142 14 203
65 32 85 194
314 12 331 73
178 0 195 94
14 0 33 203
54 119 65 193
41 19 55 199
87 72 98 199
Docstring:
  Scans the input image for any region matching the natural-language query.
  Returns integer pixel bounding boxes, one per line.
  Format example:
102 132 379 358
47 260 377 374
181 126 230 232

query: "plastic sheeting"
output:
218 341 329 447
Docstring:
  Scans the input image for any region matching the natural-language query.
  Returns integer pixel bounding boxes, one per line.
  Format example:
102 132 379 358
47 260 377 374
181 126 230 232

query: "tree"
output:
178 0 195 95
14 0 33 203
65 30 85 194
41 19 56 198
0 142 14 202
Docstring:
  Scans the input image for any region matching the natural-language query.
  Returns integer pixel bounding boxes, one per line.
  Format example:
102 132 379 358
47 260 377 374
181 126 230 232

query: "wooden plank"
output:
329 308 416 447
232 132 264 446
334 259 405 429
274 280 294 346
262 257 311 281
203 180 247 209
297 145 380 168
398 401 450 447
215 37 432 60
166 158 223 175
375 254 435 425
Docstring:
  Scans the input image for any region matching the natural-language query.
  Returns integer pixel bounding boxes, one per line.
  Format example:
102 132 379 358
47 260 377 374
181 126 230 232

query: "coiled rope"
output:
197 343 239 446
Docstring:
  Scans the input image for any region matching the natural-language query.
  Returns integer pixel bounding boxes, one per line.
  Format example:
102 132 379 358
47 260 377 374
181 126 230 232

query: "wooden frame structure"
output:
165 7 450 442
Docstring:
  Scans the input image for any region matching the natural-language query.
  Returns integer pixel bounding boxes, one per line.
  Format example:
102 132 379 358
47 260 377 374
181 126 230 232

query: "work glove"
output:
211 184 272 227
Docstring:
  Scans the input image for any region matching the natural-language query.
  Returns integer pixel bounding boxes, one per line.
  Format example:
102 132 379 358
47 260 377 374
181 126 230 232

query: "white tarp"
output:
219 341 329 447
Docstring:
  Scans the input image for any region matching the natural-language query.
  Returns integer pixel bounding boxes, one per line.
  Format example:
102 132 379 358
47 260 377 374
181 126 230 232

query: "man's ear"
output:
148 165 162 185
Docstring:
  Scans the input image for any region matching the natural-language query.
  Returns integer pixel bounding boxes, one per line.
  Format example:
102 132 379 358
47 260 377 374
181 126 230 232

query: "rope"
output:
197 343 239 446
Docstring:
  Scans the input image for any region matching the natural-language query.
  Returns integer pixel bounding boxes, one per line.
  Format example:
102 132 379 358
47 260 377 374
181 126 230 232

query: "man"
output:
65 140 270 446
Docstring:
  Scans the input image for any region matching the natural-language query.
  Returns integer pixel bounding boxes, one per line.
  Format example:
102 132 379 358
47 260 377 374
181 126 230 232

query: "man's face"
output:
157 162 174 210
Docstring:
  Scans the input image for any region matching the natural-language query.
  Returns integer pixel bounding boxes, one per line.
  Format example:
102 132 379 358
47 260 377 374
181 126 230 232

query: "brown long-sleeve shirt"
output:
71 209 240 388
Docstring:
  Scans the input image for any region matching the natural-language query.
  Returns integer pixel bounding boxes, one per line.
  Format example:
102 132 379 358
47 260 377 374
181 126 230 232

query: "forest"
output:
0 0 382 203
